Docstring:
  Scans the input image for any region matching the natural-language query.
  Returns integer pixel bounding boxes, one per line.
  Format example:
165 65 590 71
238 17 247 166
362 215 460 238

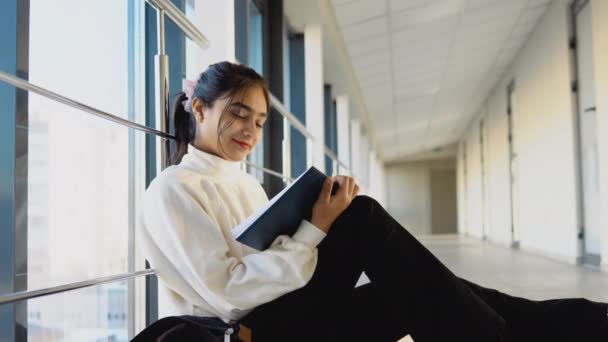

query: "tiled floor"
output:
395 234 608 342
419 234 608 303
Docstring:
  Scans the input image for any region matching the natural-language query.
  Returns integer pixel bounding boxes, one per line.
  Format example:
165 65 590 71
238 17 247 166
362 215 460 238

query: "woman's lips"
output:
233 139 251 150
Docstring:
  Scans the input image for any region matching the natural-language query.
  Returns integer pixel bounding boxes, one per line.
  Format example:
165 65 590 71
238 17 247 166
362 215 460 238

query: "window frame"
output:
0 0 29 340
143 0 186 328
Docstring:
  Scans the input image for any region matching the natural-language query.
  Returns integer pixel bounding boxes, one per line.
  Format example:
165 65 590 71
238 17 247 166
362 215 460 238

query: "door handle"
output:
584 106 596 113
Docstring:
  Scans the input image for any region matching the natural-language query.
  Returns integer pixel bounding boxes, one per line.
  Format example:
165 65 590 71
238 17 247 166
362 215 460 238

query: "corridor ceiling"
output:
330 0 552 162
285 0 552 163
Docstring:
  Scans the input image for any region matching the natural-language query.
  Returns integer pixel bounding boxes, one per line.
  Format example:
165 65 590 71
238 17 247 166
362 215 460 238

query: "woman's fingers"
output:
343 177 352 200
321 177 333 203
349 177 356 196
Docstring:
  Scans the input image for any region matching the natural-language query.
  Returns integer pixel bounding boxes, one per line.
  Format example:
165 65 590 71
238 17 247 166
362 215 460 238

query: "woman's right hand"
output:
310 175 359 233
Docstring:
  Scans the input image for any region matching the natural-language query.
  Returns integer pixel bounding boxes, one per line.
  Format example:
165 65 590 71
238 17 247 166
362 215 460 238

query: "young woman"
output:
138 61 608 342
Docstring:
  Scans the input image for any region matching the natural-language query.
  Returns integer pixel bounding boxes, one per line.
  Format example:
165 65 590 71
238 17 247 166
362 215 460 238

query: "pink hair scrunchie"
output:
182 79 197 114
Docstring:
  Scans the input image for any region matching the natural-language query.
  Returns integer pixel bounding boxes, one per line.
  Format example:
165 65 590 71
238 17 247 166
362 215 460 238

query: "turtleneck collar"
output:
180 144 244 177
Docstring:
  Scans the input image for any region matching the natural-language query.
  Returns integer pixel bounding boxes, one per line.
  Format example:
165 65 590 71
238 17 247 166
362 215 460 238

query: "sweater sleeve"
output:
138 179 326 321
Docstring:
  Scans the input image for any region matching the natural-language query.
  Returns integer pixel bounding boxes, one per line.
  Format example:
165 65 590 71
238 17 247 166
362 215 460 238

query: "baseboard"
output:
519 244 579 265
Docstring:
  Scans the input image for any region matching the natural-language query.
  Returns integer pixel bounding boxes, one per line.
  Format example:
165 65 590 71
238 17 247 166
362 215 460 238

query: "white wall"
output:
458 0 584 263
456 141 464 234
386 159 455 236
464 122 484 239
185 0 235 78
484 86 513 246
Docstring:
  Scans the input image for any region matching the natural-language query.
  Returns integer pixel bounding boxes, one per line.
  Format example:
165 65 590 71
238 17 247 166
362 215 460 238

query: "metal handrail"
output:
0 270 155 306
267 89 348 172
244 159 293 183
268 93 315 142
0 71 175 140
1 70 348 173
145 0 209 49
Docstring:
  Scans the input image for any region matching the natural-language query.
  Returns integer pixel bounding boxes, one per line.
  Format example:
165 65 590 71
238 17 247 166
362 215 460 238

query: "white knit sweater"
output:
138 144 326 322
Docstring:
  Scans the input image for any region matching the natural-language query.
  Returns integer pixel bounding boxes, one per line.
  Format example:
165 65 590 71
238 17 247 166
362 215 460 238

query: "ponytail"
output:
170 92 196 165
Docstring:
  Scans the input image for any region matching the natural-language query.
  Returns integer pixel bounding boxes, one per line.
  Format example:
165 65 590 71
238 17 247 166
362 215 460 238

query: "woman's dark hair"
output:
170 61 270 165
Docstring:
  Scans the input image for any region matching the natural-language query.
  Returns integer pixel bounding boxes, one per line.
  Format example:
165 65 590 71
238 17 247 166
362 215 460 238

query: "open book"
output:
232 166 339 251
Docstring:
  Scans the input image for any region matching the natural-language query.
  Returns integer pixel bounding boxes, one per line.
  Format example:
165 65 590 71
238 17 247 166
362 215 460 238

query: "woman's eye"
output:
231 111 244 118
256 123 264 128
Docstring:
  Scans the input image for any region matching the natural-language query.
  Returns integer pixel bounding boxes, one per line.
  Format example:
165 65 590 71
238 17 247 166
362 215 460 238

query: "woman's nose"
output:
244 118 256 134
241 126 253 138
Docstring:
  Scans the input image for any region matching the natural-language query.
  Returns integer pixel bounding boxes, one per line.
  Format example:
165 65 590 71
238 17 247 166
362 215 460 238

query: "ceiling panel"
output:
509 21 537 41
331 0 356 5
358 67 392 80
347 35 390 57
334 0 387 27
389 0 464 30
341 17 388 43
350 51 391 69
460 0 524 26
391 15 460 42
527 0 552 9
518 5 548 25
389 0 434 13
465 0 503 10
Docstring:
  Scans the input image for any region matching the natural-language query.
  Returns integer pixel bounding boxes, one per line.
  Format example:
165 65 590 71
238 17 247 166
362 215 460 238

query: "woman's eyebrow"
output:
230 102 268 117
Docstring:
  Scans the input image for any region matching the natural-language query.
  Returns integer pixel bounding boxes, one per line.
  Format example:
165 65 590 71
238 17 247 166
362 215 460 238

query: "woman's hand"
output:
310 175 360 233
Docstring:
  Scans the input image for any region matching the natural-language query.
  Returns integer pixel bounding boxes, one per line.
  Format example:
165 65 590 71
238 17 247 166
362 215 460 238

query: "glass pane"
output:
28 0 131 339
248 2 264 75
27 282 128 342
247 1 265 183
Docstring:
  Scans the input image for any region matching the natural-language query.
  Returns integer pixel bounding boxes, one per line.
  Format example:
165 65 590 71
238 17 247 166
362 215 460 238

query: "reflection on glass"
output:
27 282 128 342
247 0 265 183
28 0 130 340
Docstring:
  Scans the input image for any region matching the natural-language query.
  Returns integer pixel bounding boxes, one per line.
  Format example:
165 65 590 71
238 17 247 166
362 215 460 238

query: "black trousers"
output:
242 196 608 342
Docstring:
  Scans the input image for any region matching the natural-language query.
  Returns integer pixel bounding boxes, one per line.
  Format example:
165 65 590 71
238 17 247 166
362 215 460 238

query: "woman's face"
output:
191 85 268 161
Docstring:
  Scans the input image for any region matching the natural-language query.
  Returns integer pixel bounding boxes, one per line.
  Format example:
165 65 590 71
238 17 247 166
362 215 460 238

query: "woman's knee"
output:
349 195 379 213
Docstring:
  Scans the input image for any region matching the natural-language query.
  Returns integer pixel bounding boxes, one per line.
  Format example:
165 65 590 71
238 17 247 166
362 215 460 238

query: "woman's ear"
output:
191 98 204 122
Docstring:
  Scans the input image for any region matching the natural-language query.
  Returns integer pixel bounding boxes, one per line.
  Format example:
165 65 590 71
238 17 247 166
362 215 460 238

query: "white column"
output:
336 95 351 175
360 134 370 193
350 119 361 181
304 24 325 172
591 0 608 269
377 159 387 207
185 0 236 79
368 150 377 198
367 150 387 206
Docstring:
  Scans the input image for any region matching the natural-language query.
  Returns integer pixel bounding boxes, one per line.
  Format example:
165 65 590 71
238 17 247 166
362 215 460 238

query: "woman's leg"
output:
244 195 506 341
342 282 413 341
459 278 608 341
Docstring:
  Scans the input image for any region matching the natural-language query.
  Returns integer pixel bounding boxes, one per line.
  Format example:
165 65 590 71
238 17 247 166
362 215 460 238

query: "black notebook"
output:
232 166 339 251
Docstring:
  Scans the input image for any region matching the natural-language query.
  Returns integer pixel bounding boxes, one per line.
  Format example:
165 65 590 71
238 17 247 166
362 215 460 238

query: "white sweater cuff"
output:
292 220 327 247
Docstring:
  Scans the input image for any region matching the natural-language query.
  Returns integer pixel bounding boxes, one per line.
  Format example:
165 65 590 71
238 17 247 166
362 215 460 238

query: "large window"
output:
324 85 338 176
25 0 133 340
245 0 265 183
288 32 307 178
248 1 264 76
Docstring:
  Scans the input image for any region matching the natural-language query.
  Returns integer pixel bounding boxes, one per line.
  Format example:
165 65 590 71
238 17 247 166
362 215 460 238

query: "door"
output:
480 119 488 240
507 81 520 248
574 1 601 260
431 169 458 235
